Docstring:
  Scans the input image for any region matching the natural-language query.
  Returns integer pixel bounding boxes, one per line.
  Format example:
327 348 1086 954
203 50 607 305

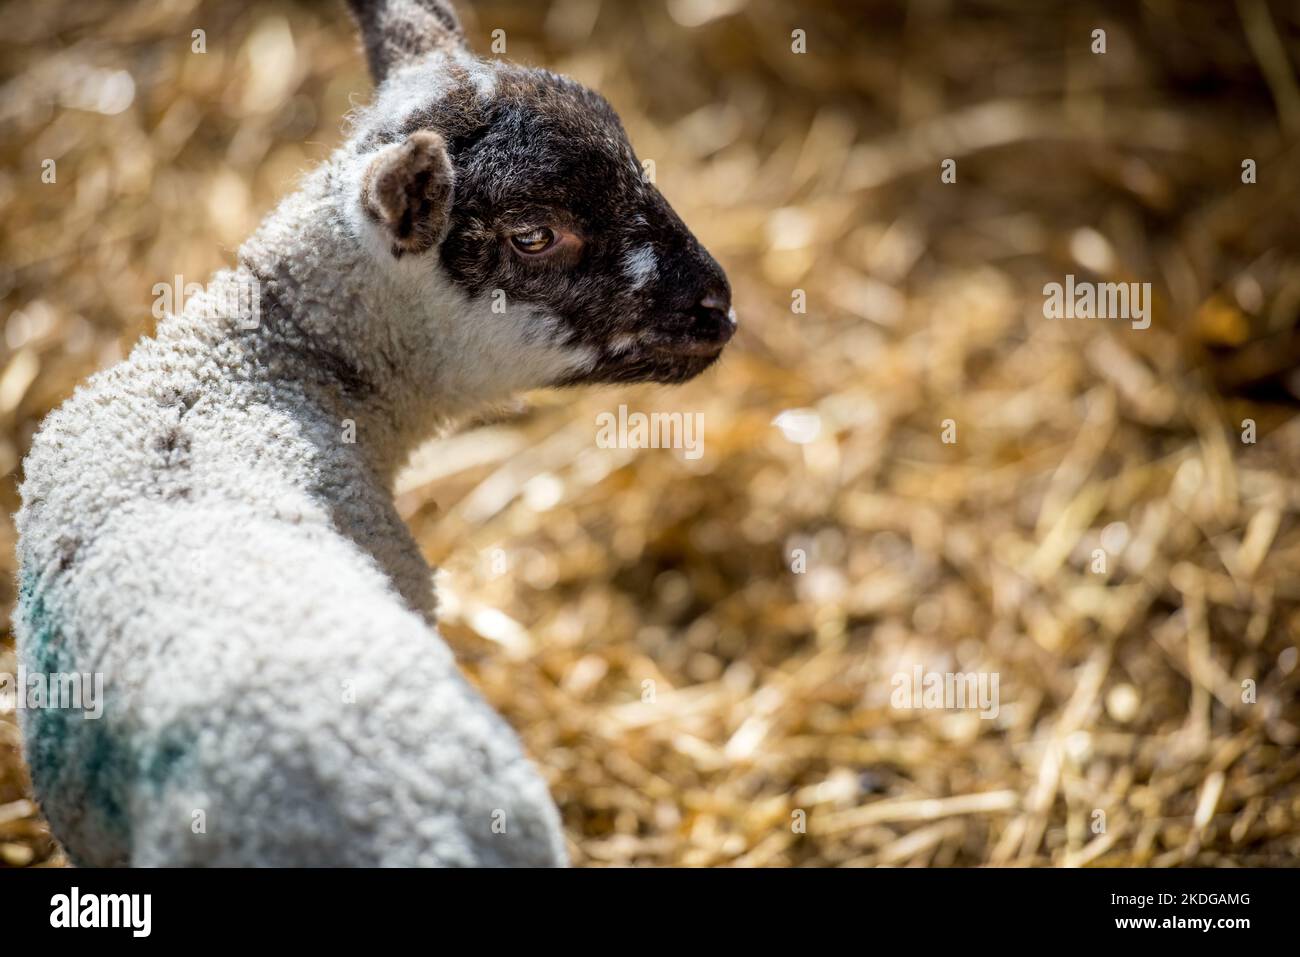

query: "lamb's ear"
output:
361 131 455 258
346 0 469 84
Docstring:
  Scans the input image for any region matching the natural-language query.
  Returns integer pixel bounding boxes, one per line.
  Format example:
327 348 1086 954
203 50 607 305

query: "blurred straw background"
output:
2 0 1300 867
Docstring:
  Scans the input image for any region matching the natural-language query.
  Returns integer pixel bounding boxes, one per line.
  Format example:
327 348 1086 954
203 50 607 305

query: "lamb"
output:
14 0 734 867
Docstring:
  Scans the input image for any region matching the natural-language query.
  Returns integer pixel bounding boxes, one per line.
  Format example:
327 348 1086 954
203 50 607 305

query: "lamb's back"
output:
18 468 565 865
15 333 565 866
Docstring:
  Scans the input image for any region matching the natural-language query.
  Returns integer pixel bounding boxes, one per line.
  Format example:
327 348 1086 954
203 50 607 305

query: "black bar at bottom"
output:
0 866 1287 942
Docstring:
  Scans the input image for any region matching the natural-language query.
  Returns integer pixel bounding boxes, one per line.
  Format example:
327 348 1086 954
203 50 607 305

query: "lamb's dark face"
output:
444 67 733 384
361 61 734 387
441 69 733 385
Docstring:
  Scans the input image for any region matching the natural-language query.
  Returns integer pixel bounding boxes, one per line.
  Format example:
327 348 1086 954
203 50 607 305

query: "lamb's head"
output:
345 0 734 394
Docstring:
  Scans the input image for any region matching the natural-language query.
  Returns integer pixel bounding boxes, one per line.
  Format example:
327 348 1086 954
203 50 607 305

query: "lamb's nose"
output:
689 293 736 347
699 293 736 328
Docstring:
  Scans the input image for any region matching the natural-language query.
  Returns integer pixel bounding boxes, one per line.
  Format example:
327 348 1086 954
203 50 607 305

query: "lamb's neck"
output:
156 266 442 616
215 160 472 482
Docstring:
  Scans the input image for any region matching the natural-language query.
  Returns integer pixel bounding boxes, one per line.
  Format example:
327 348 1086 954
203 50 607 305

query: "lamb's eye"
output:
509 227 556 255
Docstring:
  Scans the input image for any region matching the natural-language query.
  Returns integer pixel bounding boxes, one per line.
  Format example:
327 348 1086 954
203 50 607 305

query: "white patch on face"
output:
726 305 738 326
453 50 498 101
372 57 458 128
365 53 496 141
623 245 657 290
438 298 596 398
608 333 641 355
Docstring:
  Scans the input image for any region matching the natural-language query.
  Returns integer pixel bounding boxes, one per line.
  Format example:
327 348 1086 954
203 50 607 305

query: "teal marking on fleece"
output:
17 570 77 783
17 569 132 848
141 724 196 793
18 570 200 862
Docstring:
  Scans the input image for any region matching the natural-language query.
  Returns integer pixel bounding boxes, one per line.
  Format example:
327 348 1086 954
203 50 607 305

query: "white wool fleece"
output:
14 140 570 866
